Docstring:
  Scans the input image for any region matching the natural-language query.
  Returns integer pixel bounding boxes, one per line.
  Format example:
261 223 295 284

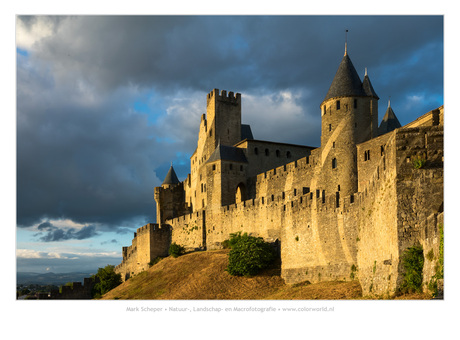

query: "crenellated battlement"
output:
207 88 241 103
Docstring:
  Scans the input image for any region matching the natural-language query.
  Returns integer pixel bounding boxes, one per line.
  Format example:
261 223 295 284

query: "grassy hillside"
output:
101 249 431 300
102 250 360 300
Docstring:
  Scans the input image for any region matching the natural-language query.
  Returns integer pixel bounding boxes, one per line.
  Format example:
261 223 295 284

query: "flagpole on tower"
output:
345 29 348 56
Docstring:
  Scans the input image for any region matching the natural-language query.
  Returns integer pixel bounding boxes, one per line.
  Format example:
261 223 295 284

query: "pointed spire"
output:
362 68 379 99
162 164 180 186
323 53 366 102
378 100 402 135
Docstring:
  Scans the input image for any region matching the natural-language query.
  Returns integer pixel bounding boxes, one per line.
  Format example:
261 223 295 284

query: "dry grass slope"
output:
101 250 365 300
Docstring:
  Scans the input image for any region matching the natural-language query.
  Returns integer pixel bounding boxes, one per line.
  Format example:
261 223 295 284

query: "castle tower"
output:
188 89 242 212
205 142 248 211
318 46 379 197
154 164 185 224
378 99 401 135
206 89 242 154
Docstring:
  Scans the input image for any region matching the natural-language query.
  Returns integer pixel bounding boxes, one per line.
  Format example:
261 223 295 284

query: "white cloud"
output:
16 16 56 50
242 89 320 146
17 248 118 259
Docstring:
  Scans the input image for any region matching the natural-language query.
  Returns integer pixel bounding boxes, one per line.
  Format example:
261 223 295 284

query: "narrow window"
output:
282 192 285 199
271 194 274 201
332 158 337 169
338 185 340 191
254 147 259 155
329 124 332 131
350 194 354 204
316 189 320 198
322 190 326 204
336 100 340 110
381 145 385 156
229 164 233 170
336 192 340 208
354 99 357 109
333 141 335 148
240 165 243 171
323 105 326 115
287 151 292 158
212 164 216 171
209 128 212 137
265 149 269 156
294 189 297 196
276 150 280 157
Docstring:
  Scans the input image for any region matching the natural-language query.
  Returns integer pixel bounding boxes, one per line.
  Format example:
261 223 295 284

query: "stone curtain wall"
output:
168 210 205 251
115 224 171 281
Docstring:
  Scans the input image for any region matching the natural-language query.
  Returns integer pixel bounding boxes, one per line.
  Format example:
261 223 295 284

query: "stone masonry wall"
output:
115 223 171 281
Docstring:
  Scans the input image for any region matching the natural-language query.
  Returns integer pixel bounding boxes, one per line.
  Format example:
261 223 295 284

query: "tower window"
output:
364 150 370 161
329 124 332 131
240 165 243 171
336 100 340 110
254 147 259 155
322 190 326 204
354 99 358 109
212 164 216 171
276 150 280 157
332 158 337 169
323 105 326 116
229 164 233 170
265 149 269 156
287 151 291 158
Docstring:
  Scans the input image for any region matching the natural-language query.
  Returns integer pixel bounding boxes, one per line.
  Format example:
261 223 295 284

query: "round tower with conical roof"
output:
318 46 379 198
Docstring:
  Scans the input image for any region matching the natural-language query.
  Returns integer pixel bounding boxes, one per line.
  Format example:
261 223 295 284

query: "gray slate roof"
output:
162 165 180 185
362 74 379 99
241 124 254 140
323 54 367 102
378 104 401 135
207 144 248 164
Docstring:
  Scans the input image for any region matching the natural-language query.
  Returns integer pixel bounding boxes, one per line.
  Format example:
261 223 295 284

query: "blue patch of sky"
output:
17 47 29 57
130 90 168 126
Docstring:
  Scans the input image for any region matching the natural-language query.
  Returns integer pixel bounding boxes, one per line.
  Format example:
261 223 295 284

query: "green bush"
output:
226 232 275 276
411 154 427 169
169 242 185 258
92 265 122 298
399 245 424 293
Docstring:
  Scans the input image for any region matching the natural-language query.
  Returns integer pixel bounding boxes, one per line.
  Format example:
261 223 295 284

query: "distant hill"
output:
17 271 95 285
101 249 366 300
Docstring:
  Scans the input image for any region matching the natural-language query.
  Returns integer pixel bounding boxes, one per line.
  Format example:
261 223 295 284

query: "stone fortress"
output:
115 44 443 297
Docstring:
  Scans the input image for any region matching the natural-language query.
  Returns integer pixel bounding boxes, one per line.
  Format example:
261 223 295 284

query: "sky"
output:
14 15 444 274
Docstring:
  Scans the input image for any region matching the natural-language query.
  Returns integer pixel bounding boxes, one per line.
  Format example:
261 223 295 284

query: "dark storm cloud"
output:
38 225 99 242
16 15 443 231
19 16 442 95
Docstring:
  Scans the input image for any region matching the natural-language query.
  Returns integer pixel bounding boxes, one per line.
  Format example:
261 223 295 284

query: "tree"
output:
226 232 276 276
92 265 122 298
